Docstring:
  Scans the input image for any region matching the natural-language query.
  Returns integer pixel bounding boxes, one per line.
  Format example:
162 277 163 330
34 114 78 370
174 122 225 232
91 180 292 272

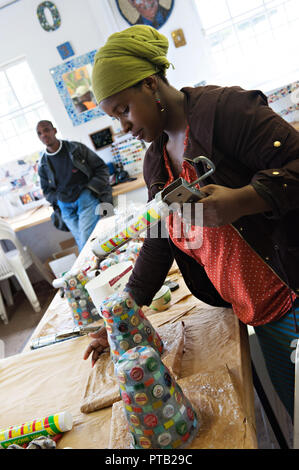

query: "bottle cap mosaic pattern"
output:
63 269 100 326
115 345 199 449
99 291 163 363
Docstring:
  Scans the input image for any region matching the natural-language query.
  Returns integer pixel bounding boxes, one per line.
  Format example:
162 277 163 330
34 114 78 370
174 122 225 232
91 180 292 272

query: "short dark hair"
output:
156 71 169 85
36 120 54 129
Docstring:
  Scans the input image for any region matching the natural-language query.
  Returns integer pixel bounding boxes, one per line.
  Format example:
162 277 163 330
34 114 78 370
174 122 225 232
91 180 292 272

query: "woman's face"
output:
100 82 165 143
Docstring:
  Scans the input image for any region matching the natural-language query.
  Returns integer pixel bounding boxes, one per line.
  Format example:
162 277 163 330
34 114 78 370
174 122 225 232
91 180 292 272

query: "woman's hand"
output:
198 184 271 227
83 327 109 367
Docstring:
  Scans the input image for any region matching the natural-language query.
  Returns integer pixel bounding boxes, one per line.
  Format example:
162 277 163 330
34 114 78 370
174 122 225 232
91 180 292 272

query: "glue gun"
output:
91 156 215 258
156 156 215 206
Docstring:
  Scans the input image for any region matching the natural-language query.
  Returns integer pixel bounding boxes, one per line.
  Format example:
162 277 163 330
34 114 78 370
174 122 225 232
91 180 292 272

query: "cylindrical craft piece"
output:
91 198 163 257
99 291 163 363
115 346 199 449
0 411 73 449
62 269 100 326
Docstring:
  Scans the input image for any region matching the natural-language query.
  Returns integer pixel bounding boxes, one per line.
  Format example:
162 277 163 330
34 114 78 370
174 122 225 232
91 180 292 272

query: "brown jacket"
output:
127 85 299 311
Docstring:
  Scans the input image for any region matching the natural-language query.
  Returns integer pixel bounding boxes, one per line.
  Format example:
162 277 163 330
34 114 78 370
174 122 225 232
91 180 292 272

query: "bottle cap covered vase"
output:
114 345 199 449
53 269 100 326
99 291 163 363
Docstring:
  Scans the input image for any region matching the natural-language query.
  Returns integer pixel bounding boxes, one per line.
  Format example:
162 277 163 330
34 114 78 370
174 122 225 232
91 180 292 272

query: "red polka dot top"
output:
163 128 295 326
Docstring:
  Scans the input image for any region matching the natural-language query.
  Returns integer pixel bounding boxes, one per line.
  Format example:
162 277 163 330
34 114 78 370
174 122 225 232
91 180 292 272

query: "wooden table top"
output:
2 173 146 232
0 209 257 449
9 217 257 448
111 172 145 196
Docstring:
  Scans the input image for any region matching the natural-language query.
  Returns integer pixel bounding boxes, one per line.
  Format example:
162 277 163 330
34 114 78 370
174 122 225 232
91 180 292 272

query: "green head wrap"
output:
92 25 171 104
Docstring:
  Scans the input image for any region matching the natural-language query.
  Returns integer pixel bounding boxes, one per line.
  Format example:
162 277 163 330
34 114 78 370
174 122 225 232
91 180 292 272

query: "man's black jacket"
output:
38 140 113 206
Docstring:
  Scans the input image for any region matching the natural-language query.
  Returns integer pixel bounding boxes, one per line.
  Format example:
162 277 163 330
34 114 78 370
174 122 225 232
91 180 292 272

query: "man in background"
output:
37 120 113 252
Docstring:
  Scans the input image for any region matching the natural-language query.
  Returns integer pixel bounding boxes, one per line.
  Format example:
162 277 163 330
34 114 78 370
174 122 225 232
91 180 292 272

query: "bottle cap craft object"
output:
91 156 215 259
91 198 164 257
99 241 143 271
115 346 199 449
53 269 100 326
98 291 164 363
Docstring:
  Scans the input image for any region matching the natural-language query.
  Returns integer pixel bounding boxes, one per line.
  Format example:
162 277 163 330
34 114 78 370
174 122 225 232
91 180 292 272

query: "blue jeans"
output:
57 189 100 252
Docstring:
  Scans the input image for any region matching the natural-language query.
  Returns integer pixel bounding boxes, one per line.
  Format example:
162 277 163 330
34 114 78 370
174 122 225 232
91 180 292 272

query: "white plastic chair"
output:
0 219 54 324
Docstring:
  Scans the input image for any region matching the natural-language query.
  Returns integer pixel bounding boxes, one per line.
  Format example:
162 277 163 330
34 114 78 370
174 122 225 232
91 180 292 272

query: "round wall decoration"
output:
37 1 61 32
115 0 174 30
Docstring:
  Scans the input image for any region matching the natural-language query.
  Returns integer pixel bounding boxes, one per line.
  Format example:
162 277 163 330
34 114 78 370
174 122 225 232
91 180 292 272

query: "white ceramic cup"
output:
85 261 133 307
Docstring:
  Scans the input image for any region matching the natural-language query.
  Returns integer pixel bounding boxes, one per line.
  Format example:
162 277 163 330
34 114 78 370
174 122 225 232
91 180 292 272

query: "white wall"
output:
0 0 214 264
0 0 213 163
107 0 215 89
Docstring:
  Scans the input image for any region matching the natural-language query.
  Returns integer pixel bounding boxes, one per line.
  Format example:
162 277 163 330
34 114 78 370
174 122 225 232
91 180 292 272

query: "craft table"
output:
2 205 53 233
111 172 145 197
0 214 258 449
2 174 146 233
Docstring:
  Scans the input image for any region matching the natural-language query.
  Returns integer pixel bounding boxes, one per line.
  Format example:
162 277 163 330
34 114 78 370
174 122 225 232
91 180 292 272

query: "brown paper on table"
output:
167 260 180 276
0 335 114 449
147 302 256 443
0 302 256 448
108 366 255 449
24 260 187 352
180 305 239 377
80 321 185 413
146 298 199 328
23 290 103 353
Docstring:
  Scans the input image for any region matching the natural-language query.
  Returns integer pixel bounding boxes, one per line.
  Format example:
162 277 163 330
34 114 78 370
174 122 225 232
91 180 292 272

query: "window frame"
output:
195 0 299 89
0 57 54 164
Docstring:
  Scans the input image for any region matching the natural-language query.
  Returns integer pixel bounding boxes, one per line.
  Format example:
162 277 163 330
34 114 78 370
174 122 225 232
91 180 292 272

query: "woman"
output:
83 25 299 420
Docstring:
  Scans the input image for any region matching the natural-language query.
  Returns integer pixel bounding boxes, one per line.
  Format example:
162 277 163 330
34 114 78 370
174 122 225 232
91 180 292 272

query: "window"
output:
0 58 55 164
195 0 299 89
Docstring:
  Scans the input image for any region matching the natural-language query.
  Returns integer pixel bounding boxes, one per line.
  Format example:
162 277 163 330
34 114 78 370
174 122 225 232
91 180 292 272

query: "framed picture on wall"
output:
113 0 174 30
50 50 105 126
89 127 114 150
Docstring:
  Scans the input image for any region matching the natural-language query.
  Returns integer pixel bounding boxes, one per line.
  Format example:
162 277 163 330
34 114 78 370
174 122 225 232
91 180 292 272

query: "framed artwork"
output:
57 41 75 60
114 0 174 30
50 50 105 126
171 28 186 48
89 127 114 150
36 1 61 31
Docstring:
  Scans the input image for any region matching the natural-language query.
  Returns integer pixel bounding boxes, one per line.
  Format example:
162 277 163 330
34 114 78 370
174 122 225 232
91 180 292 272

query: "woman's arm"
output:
202 87 299 224
126 221 174 306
